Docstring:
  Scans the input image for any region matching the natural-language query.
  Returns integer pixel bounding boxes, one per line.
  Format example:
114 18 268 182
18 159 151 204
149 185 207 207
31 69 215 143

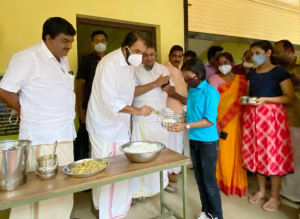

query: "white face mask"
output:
218 64 232 75
242 61 253 68
95 43 106 53
127 46 142 67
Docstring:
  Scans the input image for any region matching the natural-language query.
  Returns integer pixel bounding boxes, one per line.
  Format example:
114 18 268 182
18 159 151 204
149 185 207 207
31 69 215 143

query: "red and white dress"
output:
242 66 294 176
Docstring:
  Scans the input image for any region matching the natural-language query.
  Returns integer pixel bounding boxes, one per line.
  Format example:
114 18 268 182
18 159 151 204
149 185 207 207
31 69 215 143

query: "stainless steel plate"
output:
63 158 109 178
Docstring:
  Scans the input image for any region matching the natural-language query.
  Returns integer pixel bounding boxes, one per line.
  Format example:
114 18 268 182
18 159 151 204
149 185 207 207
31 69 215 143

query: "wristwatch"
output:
185 123 190 130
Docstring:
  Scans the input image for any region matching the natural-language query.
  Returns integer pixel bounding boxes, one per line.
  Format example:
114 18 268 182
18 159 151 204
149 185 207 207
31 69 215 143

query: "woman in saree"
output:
208 52 248 197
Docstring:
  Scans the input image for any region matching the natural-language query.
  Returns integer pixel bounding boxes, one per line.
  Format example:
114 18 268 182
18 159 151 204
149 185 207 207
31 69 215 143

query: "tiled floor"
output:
70 170 300 219
0 170 299 218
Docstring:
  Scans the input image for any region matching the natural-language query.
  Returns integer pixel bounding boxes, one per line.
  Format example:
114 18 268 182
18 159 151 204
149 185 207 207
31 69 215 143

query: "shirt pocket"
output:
119 79 134 103
66 74 75 91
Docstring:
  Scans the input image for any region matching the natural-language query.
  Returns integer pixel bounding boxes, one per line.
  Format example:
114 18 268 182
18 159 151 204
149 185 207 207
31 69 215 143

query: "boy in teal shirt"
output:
173 58 223 219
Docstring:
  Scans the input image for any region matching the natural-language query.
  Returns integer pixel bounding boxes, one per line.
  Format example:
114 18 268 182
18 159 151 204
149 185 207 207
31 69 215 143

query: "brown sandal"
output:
248 191 265 204
262 197 281 212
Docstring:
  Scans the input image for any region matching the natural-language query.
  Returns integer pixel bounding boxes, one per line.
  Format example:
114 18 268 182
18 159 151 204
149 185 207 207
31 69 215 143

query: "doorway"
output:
76 15 157 62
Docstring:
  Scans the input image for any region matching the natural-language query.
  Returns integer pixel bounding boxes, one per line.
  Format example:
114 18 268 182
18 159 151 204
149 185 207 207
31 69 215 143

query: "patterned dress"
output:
242 66 294 176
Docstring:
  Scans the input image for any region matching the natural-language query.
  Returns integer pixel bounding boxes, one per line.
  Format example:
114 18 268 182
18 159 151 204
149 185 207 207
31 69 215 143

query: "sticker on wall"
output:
0 76 19 136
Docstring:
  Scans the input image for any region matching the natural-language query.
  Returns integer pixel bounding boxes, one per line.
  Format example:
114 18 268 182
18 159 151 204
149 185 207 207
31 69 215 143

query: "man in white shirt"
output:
0 17 76 219
131 42 177 203
86 31 154 219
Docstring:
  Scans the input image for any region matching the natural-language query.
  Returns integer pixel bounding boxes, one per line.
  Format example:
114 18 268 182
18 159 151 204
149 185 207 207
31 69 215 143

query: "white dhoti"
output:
9 141 74 219
131 121 169 198
280 127 300 202
167 131 184 174
89 135 132 219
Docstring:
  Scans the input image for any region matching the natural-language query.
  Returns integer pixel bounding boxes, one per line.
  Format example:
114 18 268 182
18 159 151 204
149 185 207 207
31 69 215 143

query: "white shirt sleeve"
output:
0 52 37 93
99 63 127 115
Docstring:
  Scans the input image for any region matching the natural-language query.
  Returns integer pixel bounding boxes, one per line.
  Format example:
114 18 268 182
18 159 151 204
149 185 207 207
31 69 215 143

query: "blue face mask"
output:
252 54 267 66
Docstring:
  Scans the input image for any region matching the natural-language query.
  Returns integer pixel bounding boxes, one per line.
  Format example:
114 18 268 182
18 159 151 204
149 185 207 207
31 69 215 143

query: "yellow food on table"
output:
71 160 107 174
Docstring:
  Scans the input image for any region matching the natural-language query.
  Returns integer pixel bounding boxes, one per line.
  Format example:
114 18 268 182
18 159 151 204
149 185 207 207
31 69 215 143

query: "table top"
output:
0 148 189 210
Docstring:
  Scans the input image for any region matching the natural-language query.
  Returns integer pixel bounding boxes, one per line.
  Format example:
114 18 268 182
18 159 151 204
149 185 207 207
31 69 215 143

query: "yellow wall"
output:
0 0 184 73
188 0 300 45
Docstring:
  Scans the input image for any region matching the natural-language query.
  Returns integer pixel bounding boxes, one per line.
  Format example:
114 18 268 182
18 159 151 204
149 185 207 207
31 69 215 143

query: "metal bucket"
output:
0 140 31 191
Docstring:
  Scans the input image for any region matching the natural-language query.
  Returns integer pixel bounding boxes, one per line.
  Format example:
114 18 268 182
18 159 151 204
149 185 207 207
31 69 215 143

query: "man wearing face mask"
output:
232 50 254 75
86 31 154 219
74 30 108 161
205 45 224 79
273 40 300 203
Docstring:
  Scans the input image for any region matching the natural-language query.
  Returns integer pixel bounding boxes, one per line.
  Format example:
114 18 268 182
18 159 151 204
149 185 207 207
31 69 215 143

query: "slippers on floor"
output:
262 197 281 212
136 197 147 203
248 191 265 204
131 198 137 207
164 184 178 193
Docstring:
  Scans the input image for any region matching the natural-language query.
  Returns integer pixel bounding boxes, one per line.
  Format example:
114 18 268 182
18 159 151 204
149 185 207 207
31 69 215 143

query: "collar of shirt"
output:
118 48 129 67
40 41 67 63
150 62 159 75
195 79 208 90
205 62 215 71
92 51 101 62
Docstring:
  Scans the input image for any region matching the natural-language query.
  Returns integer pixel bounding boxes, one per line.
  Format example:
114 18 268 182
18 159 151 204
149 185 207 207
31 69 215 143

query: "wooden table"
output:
0 148 190 219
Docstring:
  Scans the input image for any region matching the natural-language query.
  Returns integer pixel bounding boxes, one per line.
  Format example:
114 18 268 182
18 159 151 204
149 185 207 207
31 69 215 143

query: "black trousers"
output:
73 121 90 161
190 140 223 219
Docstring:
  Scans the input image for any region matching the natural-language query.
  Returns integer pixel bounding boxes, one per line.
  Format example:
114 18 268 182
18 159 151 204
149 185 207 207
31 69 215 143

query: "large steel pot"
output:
0 140 31 191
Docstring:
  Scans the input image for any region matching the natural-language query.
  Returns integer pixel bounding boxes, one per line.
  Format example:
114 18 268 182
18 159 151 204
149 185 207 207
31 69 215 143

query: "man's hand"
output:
78 108 86 123
154 74 170 87
162 85 175 95
136 105 155 117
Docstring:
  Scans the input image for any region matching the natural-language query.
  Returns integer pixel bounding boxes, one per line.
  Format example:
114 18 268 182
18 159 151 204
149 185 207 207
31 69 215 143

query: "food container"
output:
63 158 108 178
35 166 58 180
161 117 180 131
119 141 166 163
0 140 31 191
239 96 257 105
35 154 58 180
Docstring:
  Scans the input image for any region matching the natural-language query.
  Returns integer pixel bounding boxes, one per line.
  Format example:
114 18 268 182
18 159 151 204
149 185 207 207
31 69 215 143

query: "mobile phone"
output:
161 80 170 89
219 131 228 140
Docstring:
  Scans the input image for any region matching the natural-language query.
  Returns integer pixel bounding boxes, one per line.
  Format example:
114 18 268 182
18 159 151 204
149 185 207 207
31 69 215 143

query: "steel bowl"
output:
63 158 109 178
36 161 58 176
35 166 58 180
37 154 57 168
239 96 257 105
119 141 166 163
